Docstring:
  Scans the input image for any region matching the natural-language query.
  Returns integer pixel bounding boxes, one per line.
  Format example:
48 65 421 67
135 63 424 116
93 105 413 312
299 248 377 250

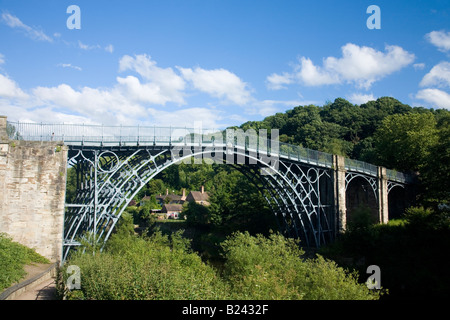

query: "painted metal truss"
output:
63 145 335 261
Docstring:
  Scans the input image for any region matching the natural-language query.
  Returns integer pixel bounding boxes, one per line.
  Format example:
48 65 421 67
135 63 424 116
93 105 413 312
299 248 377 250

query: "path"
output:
1 263 57 300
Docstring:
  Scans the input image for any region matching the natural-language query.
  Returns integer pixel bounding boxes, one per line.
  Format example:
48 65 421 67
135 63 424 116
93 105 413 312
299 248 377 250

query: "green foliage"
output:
60 231 228 300
322 207 450 299
0 233 50 291
373 112 438 172
136 179 166 201
347 205 378 233
183 201 210 227
220 232 381 300
206 170 277 234
421 114 450 203
60 228 380 300
241 97 447 172
65 167 77 204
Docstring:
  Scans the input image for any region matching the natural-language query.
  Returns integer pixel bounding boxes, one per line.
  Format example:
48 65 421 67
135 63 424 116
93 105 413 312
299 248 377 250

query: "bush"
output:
221 232 381 300
321 206 450 299
58 224 382 300
0 233 50 291
59 231 228 300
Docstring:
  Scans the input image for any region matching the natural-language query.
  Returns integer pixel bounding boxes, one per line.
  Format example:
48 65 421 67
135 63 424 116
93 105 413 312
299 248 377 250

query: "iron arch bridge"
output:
8 121 415 262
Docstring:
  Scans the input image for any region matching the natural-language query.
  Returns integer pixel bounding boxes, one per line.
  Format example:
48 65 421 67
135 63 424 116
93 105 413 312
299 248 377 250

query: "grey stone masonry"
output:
377 166 389 224
0 116 8 142
0 116 67 262
333 154 347 234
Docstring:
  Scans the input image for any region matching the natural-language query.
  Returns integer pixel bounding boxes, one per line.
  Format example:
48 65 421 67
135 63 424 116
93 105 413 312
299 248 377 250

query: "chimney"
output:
166 189 169 195
181 188 186 200
201 185 204 194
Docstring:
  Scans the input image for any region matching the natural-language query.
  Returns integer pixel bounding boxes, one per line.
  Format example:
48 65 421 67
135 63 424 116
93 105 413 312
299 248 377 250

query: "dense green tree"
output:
373 112 438 172
65 167 77 204
183 200 210 227
321 98 364 142
206 169 276 234
221 232 382 300
421 114 450 203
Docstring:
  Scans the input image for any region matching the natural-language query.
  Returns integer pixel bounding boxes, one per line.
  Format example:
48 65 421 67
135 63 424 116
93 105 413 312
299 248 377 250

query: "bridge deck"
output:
7 121 414 184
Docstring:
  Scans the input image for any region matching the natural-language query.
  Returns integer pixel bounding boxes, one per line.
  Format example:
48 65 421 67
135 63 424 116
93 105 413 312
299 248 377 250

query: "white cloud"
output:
268 43 415 90
78 41 100 50
119 54 186 105
419 61 450 88
324 43 415 88
31 82 149 125
251 99 303 116
266 72 294 90
105 44 114 53
0 54 257 127
57 63 82 71
416 88 450 110
416 61 450 110
0 74 29 99
116 75 183 105
146 107 224 128
347 93 376 105
1 12 52 42
425 30 450 52
295 57 339 86
413 63 425 70
178 66 252 105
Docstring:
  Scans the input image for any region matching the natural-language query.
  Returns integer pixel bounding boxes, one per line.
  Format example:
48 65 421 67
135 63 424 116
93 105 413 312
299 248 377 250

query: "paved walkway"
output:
1 263 57 300
13 276 57 300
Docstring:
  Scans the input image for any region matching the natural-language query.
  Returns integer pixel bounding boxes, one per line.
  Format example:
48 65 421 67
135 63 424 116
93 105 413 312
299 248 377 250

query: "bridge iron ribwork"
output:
7 121 415 262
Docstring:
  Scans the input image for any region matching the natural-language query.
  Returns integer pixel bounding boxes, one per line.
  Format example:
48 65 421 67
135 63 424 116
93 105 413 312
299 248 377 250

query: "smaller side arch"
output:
345 173 379 226
387 183 407 220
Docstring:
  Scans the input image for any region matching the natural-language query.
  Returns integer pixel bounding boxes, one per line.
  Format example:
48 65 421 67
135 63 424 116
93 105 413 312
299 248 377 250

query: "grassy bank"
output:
0 233 50 292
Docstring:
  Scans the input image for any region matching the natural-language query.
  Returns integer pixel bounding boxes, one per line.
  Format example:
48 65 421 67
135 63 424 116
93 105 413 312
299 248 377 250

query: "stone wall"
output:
0 116 67 262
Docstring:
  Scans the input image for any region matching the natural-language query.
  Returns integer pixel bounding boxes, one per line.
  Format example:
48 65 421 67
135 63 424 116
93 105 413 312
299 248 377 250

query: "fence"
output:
6 120 413 183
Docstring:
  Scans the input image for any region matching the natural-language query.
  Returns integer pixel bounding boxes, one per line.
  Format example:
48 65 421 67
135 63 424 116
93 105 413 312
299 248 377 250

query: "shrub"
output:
59 231 228 300
221 232 381 300
58 222 383 300
0 233 50 291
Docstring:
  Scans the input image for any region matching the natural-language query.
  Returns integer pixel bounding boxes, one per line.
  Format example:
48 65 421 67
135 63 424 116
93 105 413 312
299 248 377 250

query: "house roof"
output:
156 193 183 202
187 191 209 202
161 203 183 213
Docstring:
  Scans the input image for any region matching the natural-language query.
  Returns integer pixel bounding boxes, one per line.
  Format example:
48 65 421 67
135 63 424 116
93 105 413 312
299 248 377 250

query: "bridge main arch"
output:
63 143 334 261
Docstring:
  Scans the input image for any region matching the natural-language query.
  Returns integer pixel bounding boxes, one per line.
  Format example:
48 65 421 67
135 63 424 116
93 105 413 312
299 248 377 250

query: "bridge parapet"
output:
6 120 414 183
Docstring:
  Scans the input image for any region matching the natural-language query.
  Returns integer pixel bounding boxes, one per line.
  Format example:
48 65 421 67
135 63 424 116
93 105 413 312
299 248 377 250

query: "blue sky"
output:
0 0 449 128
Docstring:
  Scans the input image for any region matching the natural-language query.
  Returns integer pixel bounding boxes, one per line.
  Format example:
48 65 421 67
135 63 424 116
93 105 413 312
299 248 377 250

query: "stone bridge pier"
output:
0 116 68 262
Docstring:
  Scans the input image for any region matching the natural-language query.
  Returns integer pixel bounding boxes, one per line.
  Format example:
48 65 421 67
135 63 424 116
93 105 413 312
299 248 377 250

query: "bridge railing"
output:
279 141 333 168
386 169 416 184
344 158 378 176
7 120 413 183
